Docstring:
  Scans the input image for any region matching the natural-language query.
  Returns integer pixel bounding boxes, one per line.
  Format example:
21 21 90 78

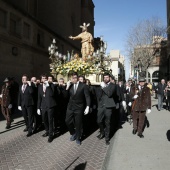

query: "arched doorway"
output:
152 71 160 83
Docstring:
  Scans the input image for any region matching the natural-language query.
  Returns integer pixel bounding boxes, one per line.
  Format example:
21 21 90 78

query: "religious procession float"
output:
48 23 112 84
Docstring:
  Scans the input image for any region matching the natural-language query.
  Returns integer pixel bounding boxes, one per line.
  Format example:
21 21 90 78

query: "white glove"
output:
27 81 31 86
133 95 138 99
100 82 106 89
66 81 71 90
122 101 126 107
37 109 41 115
84 106 90 115
128 102 132 106
138 85 141 90
18 106 22 111
8 104 12 109
122 101 126 111
44 81 49 87
0 94 2 98
146 109 151 114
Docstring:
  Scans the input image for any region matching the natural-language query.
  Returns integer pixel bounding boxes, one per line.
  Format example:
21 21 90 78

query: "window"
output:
37 30 44 47
152 71 159 78
0 9 7 28
10 13 21 36
23 22 31 39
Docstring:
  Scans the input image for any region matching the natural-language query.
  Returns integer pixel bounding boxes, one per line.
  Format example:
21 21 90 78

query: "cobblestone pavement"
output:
0 117 109 170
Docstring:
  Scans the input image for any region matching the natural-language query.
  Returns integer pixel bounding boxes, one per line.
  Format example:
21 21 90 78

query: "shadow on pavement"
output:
0 109 23 122
0 120 25 134
166 130 170 141
81 110 98 141
73 162 87 170
65 157 80 170
143 116 150 132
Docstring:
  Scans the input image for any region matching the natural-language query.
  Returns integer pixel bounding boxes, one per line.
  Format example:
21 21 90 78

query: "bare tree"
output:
125 17 167 72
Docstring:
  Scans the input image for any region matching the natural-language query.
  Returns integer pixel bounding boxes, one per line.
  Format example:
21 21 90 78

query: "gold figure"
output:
69 23 94 61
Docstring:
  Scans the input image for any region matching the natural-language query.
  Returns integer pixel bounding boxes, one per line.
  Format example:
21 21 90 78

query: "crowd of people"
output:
0 72 169 145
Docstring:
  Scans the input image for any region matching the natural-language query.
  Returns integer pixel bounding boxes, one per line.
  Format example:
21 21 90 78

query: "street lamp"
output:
48 39 67 76
92 36 111 82
93 36 111 72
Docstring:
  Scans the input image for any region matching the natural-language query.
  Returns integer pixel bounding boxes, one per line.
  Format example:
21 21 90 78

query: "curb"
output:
102 130 120 170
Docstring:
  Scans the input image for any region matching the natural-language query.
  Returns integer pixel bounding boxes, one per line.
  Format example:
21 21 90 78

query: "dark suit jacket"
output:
18 84 34 107
37 83 57 109
156 83 166 95
95 83 116 109
131 85 151 111
1 85 14 107
125 86 133 103
66 82 90 111
116 85 125 102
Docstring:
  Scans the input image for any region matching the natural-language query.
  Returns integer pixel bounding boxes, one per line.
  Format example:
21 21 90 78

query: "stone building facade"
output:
0 0 95 85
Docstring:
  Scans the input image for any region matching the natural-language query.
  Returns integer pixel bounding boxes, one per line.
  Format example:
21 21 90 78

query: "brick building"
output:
0 0 95 84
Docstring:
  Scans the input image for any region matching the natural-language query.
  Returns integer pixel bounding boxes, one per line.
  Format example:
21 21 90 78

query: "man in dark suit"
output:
125 82 133 117
95 73 116 145
155 79 166 111
65 73 90 145
18 74 35 137
131 77 151 138
58 78 68 134
117 81 126 127
37 74 57 143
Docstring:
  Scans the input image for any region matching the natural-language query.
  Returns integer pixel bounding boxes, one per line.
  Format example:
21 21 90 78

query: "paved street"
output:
103 97 170 170
0 115 108 170
1 97 170 170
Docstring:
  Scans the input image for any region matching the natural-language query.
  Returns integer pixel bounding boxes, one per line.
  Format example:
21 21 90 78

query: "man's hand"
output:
27 81 31 86
133 95 138 99
0 94 2 98
8 104 12 109
146 109 151 114
128 102 132 107
37 109 41 115
84 106 90 115
100 82 106 89
44 81 49 87
18 106 22 111
66 80 71 90
69 36 74 40
122 101 126 107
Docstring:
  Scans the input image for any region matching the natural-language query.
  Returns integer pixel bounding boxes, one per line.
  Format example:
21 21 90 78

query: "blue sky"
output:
93 0 167 79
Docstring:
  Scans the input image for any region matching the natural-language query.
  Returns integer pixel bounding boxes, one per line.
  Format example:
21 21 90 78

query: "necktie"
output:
22 84 26 93
43 85 46 97
74 83 77 94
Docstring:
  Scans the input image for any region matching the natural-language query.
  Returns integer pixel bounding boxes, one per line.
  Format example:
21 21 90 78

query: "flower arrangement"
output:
50 54 98 76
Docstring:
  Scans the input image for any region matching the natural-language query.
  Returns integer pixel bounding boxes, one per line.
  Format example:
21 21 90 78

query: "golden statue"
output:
69 23 94 61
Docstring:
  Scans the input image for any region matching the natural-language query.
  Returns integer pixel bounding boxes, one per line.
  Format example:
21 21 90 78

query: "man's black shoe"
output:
6 125 11 129
132 129 137 135
76 139 81 145
97 133 105 140
42 133 49 137
106 140 110 145
23 127 28 132
70 134 76 141
138 133 144 138
48 137 53 143
26 132 32 137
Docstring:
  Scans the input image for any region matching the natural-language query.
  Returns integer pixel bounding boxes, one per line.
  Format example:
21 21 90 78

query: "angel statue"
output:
69 23 94 61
